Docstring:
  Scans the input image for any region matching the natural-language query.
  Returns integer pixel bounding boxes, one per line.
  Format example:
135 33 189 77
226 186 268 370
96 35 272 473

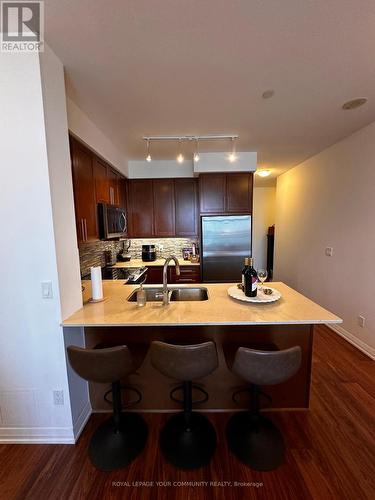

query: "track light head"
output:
146 139 152 162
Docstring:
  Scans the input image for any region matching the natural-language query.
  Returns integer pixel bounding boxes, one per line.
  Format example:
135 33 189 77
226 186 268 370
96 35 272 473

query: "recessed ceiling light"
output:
342 98 367 110
262 90 275 99
256 169 271 177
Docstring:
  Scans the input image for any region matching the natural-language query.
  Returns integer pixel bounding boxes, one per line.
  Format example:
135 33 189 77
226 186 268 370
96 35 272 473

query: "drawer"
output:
169 265 201 283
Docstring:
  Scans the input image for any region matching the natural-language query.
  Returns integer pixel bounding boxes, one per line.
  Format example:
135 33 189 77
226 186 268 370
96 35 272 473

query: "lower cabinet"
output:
170 265 201 284
144 265 201 285
144 267 164 284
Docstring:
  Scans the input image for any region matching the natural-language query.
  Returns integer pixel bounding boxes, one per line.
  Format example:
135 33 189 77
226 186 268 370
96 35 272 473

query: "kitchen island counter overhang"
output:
62 281 342 422
62 282 342 328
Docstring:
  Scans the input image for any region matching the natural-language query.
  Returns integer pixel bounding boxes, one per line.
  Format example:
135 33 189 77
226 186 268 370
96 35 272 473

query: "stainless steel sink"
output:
127 287 163 302
127 287 208 302
170 287 208 301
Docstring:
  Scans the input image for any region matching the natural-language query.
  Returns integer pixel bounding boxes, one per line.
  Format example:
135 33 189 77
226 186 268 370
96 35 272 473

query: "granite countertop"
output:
111 259 200 268
62 281 342 327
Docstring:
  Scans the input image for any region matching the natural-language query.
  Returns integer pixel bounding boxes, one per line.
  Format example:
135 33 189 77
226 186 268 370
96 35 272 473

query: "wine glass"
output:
257 269 268 291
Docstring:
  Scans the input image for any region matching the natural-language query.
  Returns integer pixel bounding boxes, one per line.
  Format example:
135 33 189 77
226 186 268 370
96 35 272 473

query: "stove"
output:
83 266 148 284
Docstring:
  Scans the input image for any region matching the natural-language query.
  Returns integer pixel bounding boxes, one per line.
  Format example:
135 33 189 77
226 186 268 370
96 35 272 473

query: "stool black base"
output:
89 413 148 471
160 412 216 470
226 411 284 471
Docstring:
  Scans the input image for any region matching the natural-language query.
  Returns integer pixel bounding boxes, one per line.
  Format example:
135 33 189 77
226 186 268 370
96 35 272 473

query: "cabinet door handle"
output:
84 219 88 241
80 219 85 241
120 212 127 233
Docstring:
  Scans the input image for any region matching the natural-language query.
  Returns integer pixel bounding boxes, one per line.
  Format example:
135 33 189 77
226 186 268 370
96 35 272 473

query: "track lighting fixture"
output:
229 137 237 162
177 139 184 163
146 139 151 162
194 138 200 162
143 135 239 163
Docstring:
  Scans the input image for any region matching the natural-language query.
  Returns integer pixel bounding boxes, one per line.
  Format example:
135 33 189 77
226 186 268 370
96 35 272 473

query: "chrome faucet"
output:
159 255 180 305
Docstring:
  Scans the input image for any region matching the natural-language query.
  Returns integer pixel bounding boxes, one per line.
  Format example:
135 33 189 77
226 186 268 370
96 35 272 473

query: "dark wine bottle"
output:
241 257 249 292
244 257 258 297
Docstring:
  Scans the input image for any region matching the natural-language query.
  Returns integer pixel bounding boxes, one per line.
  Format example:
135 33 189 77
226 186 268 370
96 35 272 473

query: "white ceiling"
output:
44 0 375 184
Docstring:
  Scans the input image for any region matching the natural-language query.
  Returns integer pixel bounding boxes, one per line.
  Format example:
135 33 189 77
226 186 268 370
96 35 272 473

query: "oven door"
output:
98 203 127 239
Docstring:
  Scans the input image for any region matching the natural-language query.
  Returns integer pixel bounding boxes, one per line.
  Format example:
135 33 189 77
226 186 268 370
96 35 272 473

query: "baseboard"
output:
0 426 75 444
73 401 92 441
328 324 375 361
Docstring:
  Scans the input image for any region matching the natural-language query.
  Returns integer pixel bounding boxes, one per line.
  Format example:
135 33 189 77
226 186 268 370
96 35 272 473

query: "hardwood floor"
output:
0 325 374 500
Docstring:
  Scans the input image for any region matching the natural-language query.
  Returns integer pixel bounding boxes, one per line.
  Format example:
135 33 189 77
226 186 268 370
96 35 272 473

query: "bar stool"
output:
67 345 148 471
150 341 218 469
225 346 302 471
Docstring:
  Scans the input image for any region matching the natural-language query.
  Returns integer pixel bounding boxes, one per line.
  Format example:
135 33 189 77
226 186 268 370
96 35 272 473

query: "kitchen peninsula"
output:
63 281 341 416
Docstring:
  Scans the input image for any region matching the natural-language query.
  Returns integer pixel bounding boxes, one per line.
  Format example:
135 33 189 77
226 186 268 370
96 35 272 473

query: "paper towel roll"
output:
90 266 103 301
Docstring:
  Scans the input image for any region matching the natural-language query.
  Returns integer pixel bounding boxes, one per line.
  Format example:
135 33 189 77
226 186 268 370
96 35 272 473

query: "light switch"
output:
41 281 53 299
325 247 333 257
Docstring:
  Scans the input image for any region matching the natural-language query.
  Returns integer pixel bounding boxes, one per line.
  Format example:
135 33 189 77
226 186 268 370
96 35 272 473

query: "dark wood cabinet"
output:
199 173 253 214
118 177 127 210
93 158 109 204
226 173 253 213
199 173 226 213
128 179 154 237
108 168 120 206
70 135 127 244
70 139 97 243
153 179 175 237
144 266 163 284
144 265 200 284
169 265 201 284
174 179 199 237
127 178 199 238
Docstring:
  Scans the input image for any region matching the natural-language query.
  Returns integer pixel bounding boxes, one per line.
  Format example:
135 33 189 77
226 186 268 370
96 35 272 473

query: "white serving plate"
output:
227 286 282 304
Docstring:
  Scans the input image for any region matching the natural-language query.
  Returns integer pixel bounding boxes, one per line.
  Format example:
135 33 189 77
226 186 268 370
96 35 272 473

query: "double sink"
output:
127 286 209 302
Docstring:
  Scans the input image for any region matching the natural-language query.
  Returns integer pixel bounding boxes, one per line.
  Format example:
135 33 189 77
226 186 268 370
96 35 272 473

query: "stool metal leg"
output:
226 384 284 471
88 381 148 471
160 380 217 470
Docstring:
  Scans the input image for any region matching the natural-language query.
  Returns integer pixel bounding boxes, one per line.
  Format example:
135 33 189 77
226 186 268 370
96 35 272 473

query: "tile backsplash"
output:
127 238 197 260
79 238 198 277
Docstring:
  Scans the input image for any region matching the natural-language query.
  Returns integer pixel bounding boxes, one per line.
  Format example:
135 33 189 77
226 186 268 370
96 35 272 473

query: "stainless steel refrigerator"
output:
201 215 252 282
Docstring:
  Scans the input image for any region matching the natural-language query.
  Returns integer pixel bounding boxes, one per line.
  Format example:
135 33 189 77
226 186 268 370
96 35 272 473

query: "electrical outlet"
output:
325 247 333 257
53 390 64 406
358 315 366 328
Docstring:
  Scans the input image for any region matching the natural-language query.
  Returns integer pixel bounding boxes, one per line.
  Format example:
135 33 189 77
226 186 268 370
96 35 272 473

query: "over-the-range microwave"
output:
98 203 127 239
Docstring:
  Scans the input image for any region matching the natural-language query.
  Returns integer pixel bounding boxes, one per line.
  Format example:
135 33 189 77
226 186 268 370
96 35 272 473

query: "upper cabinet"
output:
108 168 120 206
174 178 199 237
226 173 253 213
153 179 175 237
70 138 97 243
199 173 226 213
128 179 154 237
199 173 253 214
70 135 127 243
93 158 110 204
127 178 199 238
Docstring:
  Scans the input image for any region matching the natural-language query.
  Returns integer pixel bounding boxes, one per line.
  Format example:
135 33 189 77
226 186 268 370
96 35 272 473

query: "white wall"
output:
275 122 375 358
252 187 276 270
194 152 257 173
66 97 128 177
40 46 82 320
0 51 76 442
128 159 194 178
